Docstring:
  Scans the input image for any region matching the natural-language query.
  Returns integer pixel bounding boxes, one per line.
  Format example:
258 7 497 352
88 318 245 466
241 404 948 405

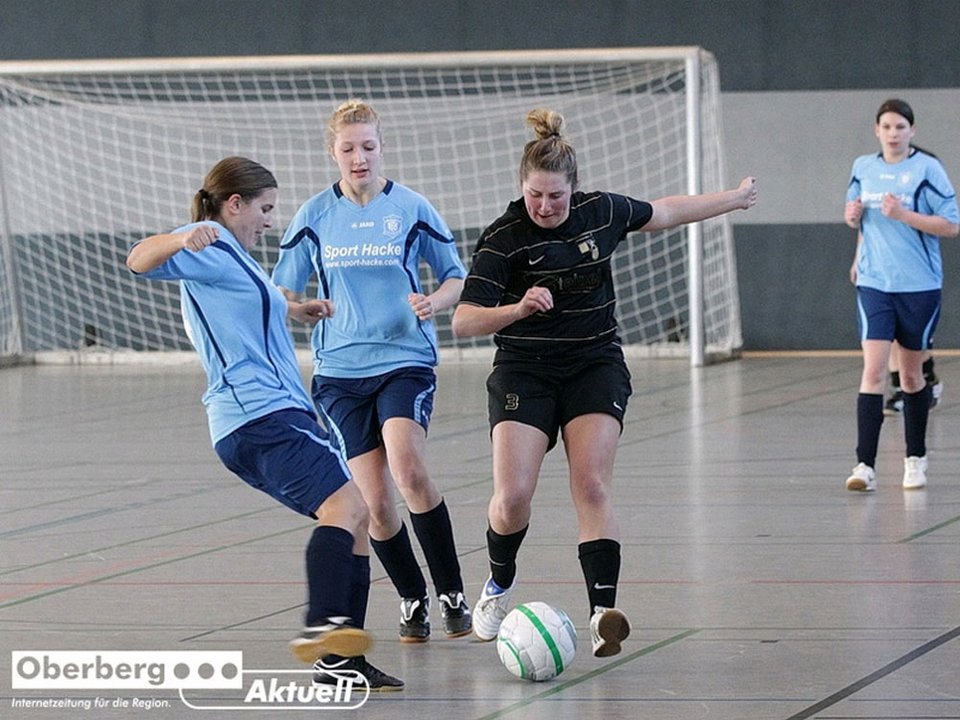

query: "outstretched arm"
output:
126 225 219 273
644 176 758 232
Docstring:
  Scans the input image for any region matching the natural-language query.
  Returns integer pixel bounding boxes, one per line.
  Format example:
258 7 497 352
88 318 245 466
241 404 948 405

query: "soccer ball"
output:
496 601 577 681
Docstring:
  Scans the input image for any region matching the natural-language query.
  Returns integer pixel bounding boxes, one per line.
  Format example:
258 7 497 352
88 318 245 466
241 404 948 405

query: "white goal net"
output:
0 48 740 365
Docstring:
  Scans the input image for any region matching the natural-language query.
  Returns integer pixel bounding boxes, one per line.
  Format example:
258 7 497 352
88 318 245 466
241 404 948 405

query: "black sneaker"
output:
883 389 904 415
313 655 404 692
438 591 472 637
929 377 943 410
289 618 370 664
399 595 430 643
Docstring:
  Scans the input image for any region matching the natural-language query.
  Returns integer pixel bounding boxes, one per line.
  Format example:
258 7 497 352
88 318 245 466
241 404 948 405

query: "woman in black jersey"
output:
452 108 757 657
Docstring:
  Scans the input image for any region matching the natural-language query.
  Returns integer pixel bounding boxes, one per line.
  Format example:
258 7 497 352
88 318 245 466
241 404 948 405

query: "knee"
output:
390 460 433 500
491 487 532 528
862 366 886 388
900 370 925 393
572 475 610 509
365 492 399 532
317 482 369 537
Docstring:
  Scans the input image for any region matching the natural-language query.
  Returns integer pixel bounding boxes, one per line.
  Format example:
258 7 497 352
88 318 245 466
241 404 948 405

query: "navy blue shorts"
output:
311 367 436 460
487 349 632 452
856 287 941 351
214 409 351 519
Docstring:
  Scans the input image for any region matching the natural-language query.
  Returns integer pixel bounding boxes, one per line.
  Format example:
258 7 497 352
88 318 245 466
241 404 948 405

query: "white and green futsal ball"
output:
496 601 577 681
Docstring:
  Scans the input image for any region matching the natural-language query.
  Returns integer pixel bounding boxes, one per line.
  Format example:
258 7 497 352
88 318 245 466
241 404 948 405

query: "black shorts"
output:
486 349 632 451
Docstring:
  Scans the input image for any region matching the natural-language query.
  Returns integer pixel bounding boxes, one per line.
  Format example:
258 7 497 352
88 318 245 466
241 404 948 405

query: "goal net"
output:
0 48 740 365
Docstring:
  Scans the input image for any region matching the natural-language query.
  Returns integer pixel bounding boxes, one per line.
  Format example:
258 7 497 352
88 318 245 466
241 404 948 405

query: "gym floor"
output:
2 354 958 719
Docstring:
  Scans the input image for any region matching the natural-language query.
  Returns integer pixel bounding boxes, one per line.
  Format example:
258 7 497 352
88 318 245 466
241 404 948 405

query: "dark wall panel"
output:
736 224 960 351
2 1 958 91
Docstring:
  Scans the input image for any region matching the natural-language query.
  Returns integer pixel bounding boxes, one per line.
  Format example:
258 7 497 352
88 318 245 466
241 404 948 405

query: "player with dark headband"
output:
844 98 959 492
453 108 758 657
126 156 384 675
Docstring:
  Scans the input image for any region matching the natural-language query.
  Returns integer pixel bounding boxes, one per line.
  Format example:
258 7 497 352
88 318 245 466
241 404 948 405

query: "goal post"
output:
0 48 740 366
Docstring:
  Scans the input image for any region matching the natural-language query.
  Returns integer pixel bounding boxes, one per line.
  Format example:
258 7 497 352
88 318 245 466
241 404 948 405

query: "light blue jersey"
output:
272 180 465 378
847 148 958 292
134 222 314 444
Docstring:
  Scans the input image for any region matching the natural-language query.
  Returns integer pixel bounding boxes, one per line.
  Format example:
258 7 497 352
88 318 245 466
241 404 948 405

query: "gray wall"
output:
3 0 959 350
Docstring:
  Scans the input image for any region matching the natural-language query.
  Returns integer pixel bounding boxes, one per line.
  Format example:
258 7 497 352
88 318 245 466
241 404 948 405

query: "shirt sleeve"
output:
459 227 512 308
137 222 227 283
920 159 959 223
416 198 466 283
846 158 863 203
271 203 318 294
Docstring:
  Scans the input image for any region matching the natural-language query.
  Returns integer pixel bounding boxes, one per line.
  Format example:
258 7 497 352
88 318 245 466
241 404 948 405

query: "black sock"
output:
370 523 427 600
350 554 370 629
889 370 901 390
922 357 935 384
487 525 528 589
410 499 463 596
305 525 355 626
578 539 621 615
902 385 931 457
856 393 884 467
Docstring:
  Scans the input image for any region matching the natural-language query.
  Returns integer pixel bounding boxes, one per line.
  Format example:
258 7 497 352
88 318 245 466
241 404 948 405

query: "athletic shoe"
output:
472 576 514 641
845 463 876 492
399 595 430 643
590 607 631 658
883 390 904 415
313 655 404 692
902 455 928 490
289 618 370 664
888 381 943 413
438 591 473 637
929 378 943 410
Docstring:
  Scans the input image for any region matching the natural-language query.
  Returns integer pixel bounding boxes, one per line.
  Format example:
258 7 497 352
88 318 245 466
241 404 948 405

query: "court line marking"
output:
783 624 960 720
474 628 700 720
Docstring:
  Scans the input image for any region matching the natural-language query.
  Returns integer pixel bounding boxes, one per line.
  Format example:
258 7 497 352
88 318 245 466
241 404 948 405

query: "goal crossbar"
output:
0 47 739 366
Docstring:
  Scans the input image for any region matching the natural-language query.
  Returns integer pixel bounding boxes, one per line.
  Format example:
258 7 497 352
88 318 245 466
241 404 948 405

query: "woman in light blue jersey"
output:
127 156 403 690
272 100 472 648
844 99 959 492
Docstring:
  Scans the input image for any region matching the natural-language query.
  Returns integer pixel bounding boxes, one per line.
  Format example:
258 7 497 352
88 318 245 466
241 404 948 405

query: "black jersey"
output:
460 191 653 361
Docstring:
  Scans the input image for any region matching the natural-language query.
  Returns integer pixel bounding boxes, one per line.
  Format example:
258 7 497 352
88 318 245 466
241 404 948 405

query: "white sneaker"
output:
845 462 876 492
902 456 928 490
590 607 631 658
472 576 514 641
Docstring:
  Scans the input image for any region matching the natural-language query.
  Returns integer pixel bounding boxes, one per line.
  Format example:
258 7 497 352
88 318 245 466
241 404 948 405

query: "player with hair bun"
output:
843 98 959 492
453 108 758 657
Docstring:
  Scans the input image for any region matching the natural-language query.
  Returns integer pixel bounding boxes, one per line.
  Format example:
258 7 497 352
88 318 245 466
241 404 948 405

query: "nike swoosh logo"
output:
528 255 546 265
613 402 623 411
593 583 616 590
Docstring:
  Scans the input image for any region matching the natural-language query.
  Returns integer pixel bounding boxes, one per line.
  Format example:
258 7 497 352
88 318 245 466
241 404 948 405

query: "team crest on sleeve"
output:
383 214 403 239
